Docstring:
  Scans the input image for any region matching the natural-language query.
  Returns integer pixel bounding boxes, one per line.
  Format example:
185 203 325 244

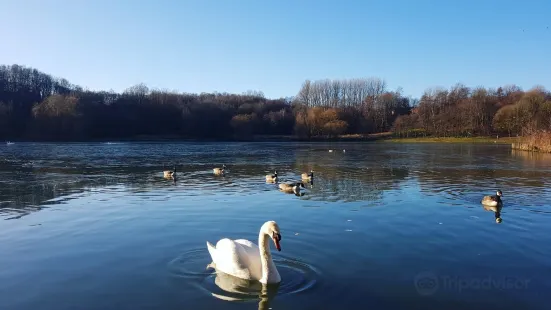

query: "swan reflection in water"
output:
207 265 280 310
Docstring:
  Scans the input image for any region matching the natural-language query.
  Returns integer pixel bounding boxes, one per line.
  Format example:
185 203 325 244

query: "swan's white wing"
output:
208 238 262 281
233 239 262 280
234 239 258 252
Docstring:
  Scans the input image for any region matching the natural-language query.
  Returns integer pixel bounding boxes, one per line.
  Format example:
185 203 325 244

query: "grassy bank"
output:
251 133 516 143
248 132 393 142
511 131 551 153
8 133 531 144
382 136 517 144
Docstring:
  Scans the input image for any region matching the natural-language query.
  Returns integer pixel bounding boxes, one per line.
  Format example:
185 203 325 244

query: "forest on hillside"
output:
0 64 550 141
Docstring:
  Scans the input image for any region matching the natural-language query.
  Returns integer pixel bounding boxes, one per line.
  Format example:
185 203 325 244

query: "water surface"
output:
1 142 550 310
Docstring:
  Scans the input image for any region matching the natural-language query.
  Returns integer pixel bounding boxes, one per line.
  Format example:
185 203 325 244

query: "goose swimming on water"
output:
301 170 313 181
163 165 176 178
213 164 227 176
279 182 305 194
265 170 278 183
481 190 503 207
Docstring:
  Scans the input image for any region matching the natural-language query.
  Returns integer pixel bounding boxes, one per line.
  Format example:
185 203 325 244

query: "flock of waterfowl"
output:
205 190 504 287
163 164 504 219
161 162 504 287
164 162 503 208
163 164 315 196
161 164 310 285
265 169 313 195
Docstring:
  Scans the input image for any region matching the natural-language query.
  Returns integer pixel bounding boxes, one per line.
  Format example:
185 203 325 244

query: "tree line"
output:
392 84 551 138
0 64 549 141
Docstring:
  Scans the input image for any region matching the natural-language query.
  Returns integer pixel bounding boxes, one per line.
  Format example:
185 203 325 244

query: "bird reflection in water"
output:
293 180 313 196
482 204 503 223
163 173 177 185
207 266 280 310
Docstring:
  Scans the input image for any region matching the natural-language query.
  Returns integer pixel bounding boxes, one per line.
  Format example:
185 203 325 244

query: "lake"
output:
1 141 550 310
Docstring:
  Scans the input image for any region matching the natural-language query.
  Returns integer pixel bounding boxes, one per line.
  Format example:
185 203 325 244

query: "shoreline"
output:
4 133 524 144
381 136 518 144
511 140 551 154
5 134 389 143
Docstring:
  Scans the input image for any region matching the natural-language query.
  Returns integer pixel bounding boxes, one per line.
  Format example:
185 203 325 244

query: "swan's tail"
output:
206 241 217 263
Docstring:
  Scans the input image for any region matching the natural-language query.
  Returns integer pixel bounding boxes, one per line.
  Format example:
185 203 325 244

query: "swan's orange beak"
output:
273 233 281 251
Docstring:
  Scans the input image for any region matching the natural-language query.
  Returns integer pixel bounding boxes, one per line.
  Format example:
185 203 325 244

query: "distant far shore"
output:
9 133 551 154
3 133 529 144
5 133 392 143
510 131 551 153
384 132 551 153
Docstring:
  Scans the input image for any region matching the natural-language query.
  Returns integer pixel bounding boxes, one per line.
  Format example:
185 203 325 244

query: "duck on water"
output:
481 190 503 207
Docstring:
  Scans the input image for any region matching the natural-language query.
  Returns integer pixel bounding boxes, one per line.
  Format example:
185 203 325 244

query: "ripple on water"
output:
167 247 320 303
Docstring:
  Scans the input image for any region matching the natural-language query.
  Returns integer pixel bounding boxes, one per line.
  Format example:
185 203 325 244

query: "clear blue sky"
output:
1 0 550 99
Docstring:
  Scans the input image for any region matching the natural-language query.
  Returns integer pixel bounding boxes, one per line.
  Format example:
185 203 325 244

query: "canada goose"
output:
481 190 502 207
213 164 226 176
301 170 314 181
163 165 176 178
279 182 305 194
266 170 278 183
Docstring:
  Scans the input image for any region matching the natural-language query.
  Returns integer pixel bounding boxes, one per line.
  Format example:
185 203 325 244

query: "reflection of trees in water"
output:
6 143 551 220
398 145 551 197
0 162 288 219
412 146 551 196
415 166 550 196
0 170 124 220
292 163 410 203
511 149 551 170
0 161 178 219
289 148 412 202
413 165 551 216
0 158 412 219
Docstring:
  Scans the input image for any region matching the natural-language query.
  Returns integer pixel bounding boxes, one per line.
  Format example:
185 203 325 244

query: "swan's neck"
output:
258 232 280 284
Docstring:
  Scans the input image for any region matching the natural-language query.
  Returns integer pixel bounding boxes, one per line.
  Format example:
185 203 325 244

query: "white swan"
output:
206 221 282 284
